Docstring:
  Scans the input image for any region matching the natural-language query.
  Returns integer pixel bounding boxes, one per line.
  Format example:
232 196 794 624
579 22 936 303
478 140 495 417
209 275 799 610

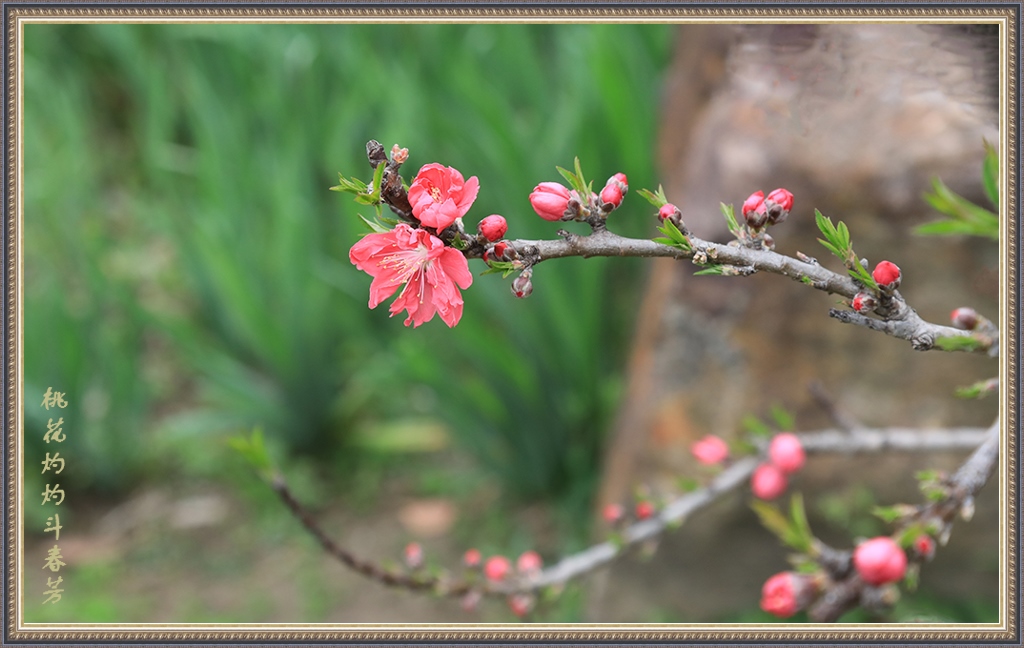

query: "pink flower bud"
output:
463 548 482 568
478 214 508 242
760 572 803 618
635 500 655 520
950 307 979 330
851 292 877 314
690 434 730 466
768 433 805 474
742 191 765 217
853 536 907 585
766 188 794 212
751 463 787 500
508 593 534 617
404 542 423 569
512 273 533 299
872 260 902 291
603 503 624 524
484 555 511 582
658 203 682 226
607 172 628 193
530 182 572 221
742 191 769 229
599 183 624 212
516 550 543 575
913 534 935 561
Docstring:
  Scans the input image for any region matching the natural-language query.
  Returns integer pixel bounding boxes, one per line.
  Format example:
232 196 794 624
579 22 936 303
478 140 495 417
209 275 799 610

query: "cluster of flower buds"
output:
752 433 805 500
741 188 794 230
512 268 533 299
599 172 628 213
483 241 514 264
690 434 730 466
760 571 818 618
853 536 908 585
872 260 902 293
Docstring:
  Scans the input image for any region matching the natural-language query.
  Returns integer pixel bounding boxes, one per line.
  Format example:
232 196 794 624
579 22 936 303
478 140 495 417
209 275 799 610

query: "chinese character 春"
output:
40 452 64 475
41 484 64 506
43 418 65 444
42 576 63 604
43 514 61 541
42 545 65 572
40 388 68 410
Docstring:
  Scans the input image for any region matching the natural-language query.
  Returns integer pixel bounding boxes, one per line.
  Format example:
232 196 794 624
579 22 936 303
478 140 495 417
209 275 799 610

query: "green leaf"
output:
769 404 795 430
479 260 516 277
655 219 691 251
982 140 999 207
694 265 726 276
836 221 851 251
227 427 273 479
358 214 391 234
556 165 577 189
637 186 667 208
370 160 386 199
677 477 700 493
918 176 999 241
720 202 740 235
934 335 986 352
742 414 772 438
751 500 792 543
787 494 813 553
872 506 903 524
955 377 998 399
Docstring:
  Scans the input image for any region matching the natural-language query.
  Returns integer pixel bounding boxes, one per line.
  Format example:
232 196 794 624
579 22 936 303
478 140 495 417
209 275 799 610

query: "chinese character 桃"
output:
40 452 64 475
41 484 64 506
40 387 68 410
43 418 65 444
42 545 65 572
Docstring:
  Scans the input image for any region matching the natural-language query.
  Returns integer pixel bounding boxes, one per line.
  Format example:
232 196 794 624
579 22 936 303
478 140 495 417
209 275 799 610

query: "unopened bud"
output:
742 190 769 229
607 172 628 193
516 550 543 575
767 188 794 212
851 292 877 314
390 144 409 164
658 203 683 227
403 542 423 569
950 307 979 330
508 593 534 618
599 183 624 212
512 272 533 299
913 534 935 561
635 500 655 520
478 214 508 242
751 463 787 500
603 503 624 524
872 260 902 291
463 548 482 568
484 555 511 582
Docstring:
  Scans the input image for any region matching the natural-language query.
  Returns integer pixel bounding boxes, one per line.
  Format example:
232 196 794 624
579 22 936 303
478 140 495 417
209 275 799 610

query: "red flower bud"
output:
742 191 765 217
768 433 805 474
691 434 729 465
508 593 534 618
635 500 655 520
478 214 508 242
950 307 979 330
404 542 423 569
512 273 533 299
760 572 807 618
599 183 624 212
913 534 936 561
516 550 543 575
484 555 511 582
766 188 794 212
658 203 682 226
607 172 628 193
851 292 877 314
602 503 624 524
742 191 769 229
463 548 482 568
751 463 787 500
872 260 902 291
529 182 572 221
853 536 907 585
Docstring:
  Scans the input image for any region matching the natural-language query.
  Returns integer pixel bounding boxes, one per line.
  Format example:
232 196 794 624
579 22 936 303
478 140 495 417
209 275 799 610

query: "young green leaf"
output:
357 215 391 234
769 404 795 430
982 140 999 207
693 265 726 276
934 335 987 352
720 202 740 235
637 185 668 208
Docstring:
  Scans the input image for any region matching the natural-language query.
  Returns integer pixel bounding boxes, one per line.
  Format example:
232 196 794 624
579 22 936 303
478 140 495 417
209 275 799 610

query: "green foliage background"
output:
24 23 672 533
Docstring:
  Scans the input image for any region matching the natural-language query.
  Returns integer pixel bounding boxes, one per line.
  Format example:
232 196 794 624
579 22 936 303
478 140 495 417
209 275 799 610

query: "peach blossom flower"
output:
408 163 479 230
349 223 472 328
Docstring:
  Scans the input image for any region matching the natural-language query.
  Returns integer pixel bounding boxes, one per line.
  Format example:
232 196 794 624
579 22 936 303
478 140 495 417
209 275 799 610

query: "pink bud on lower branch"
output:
950 307 979 330
508 593 534 618
751 463 787 500
599 182 624 212
635 500 655 520
872 260 902 292
484 555 511 581
768 433 805 474
760 571 815 618
478 214 508 242
853 536 907 585
658 203 683 228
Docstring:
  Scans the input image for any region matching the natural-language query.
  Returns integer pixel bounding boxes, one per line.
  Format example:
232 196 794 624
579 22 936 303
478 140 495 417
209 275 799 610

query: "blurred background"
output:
22 22 1000 624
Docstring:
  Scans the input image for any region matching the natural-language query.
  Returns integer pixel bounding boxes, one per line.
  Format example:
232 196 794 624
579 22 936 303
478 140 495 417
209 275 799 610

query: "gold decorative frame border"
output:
3 3 1018 644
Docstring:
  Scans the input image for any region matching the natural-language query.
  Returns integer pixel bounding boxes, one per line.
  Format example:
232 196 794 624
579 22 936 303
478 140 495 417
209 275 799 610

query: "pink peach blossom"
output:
760 572 800 618
751 463 787 500
691 435 730 465
407 163 479 230
768 433 805 474
853 536 907 585
349 223 472 328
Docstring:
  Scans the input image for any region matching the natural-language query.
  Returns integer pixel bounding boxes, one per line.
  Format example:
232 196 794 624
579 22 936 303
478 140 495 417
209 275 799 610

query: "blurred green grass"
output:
24 24 673 520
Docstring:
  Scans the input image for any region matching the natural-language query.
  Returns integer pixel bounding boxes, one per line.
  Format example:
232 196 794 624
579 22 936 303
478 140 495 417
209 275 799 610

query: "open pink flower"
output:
407 163 480 230
349 223 473 328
